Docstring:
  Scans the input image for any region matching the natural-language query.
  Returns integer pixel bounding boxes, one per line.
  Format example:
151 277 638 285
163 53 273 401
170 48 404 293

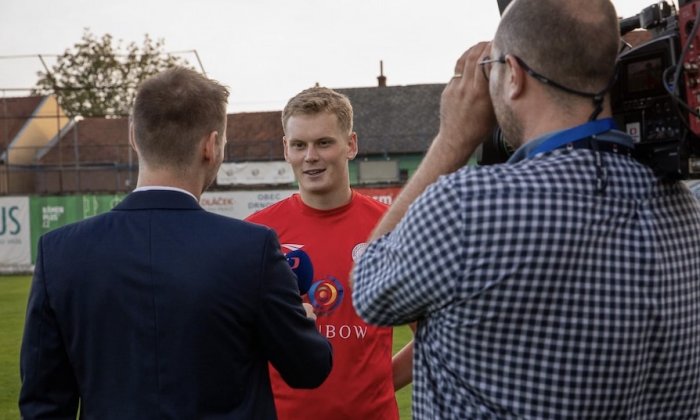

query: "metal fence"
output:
1 145 137 195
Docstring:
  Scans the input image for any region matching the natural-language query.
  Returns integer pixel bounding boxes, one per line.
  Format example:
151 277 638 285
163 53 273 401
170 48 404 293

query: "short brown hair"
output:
495 0 619 101
282 87 353 135
132 67 229 169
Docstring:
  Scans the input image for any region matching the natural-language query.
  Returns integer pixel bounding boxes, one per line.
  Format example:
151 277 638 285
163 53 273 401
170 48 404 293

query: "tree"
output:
34 29 192 117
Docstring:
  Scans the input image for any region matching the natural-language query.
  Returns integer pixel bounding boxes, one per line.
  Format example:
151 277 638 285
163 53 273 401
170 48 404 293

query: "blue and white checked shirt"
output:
353 131 700 419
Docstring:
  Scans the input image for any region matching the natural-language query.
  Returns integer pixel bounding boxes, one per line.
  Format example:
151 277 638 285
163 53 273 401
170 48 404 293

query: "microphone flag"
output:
286 249 313 295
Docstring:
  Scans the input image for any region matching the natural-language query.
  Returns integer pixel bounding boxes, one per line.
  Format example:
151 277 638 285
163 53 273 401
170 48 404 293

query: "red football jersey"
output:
246 191 398 420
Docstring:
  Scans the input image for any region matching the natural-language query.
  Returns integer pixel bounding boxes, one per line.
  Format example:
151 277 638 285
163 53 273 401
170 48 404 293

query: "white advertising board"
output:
201 190 296 219
0 196 31 268
217 161 294 186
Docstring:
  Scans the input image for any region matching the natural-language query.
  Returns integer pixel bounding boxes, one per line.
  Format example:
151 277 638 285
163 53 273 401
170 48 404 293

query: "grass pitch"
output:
0 276 30 420
0 276 413 419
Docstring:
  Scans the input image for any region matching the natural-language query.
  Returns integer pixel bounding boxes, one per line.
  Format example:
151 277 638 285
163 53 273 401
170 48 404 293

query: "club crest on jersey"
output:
309 275 344 316
352 242 369 262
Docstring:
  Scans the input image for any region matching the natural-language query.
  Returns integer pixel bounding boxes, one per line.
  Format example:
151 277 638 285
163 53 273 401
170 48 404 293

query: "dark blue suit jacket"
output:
20 190 332 419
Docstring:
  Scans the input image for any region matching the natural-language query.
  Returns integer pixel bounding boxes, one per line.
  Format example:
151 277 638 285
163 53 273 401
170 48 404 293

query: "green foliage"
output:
34 29 191 117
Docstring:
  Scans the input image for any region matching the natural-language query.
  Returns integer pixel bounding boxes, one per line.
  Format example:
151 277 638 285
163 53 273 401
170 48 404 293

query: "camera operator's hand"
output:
436 41 497 167
364 41 497 242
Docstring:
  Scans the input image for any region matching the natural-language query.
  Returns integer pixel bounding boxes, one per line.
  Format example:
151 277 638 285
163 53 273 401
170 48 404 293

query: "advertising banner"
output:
0 196 31 267
201 190 296 219
30 194 126 263
11 188 401 267
354 187 403 206
82 194 125 218
217 161 295 185
201 187 402 219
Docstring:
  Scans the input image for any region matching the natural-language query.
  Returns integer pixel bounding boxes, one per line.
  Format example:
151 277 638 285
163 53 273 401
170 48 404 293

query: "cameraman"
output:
352 0 700 418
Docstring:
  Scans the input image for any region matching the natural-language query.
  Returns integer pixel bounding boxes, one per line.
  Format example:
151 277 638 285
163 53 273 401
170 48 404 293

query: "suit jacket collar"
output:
114 190 203 211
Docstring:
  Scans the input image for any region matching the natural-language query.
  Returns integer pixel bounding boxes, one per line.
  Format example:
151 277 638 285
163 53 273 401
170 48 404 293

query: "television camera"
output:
479 0 700 180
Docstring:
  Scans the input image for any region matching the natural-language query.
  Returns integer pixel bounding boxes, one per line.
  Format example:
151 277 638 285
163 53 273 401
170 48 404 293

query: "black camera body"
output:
612 0 700 179
479 0 700 179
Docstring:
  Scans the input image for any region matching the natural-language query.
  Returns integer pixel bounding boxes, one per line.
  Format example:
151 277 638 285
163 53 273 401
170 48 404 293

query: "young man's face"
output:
283 111 357 200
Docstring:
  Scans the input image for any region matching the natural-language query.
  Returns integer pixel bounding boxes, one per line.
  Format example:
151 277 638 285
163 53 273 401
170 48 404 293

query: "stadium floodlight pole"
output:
38 54 67 190
37 54 60 100
37 54 52 80
193 50 206 76
170 49 207 76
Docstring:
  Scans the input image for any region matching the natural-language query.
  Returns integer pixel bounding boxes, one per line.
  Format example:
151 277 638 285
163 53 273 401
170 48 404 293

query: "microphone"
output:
285 249 313 295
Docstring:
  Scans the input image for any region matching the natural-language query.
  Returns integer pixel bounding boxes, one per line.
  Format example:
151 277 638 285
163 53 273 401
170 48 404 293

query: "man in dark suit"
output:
19 67 332 419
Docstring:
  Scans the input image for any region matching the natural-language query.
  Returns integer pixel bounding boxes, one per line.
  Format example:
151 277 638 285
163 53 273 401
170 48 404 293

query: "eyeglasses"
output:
479 54 552 84
479 54 597 100
510 55 560 87
478 55 506 81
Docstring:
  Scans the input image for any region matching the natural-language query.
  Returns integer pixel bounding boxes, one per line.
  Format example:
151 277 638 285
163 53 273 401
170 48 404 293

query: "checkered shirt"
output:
353 147 700 419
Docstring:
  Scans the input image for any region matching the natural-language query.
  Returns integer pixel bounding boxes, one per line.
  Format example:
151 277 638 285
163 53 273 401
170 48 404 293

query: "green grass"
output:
0 275 30 420
0 275 413 419
393 325 413 419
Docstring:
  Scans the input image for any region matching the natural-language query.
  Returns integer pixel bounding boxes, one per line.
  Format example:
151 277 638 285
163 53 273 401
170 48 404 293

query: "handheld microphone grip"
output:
285 249 313 295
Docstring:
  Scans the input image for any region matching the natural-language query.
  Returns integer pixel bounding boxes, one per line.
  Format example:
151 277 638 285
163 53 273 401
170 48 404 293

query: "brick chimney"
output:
377 60 387 87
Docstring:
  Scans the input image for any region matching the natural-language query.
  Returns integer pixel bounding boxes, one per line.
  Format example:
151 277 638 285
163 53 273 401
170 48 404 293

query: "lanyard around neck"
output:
527 118 618 158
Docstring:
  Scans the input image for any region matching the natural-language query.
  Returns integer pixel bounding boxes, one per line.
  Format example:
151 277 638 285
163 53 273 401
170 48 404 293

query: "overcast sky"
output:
0 0 670 113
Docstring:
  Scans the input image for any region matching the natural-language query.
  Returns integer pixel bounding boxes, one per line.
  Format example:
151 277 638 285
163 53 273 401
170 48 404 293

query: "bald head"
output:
494 0 619 97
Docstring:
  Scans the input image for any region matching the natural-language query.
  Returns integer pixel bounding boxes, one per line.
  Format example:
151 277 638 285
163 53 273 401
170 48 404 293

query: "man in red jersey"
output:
247 86 412 419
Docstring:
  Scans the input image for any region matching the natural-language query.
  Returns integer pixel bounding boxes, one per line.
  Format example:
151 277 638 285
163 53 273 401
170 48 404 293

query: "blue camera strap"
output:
507 118 632 163
527 118 621 157
506 117 634 195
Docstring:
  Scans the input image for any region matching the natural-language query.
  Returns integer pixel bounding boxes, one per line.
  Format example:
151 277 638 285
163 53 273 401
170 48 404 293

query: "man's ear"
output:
347 132 358 160
282 136 291 163
505 55 525 100
202 130 219 162
129 122 138 152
